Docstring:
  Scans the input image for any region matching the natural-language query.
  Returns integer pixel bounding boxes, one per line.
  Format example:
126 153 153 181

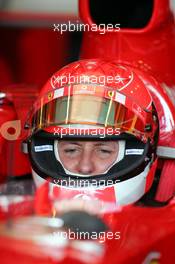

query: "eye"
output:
96 148 113 155
64 148 77 153
99 149 112 154
63 147 81 157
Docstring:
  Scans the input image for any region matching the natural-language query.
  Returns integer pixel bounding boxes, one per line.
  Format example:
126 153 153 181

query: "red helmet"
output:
25 59 158 208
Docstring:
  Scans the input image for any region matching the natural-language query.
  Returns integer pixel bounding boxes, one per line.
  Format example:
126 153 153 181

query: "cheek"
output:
93 153 118 172
59 152 79 171
94 160 112 172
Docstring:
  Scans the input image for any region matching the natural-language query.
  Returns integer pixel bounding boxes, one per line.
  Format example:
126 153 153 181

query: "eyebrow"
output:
93 143 111 146
60 142 113 147
60 142 82 146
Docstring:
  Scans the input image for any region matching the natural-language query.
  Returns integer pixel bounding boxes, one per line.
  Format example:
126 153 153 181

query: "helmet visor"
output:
26 84 152 142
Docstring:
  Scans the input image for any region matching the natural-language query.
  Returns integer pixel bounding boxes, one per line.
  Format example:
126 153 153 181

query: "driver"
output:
25 59 159 209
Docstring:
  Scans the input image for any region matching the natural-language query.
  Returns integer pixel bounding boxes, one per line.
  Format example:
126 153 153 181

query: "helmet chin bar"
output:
28 131 154 188
32 161 153 207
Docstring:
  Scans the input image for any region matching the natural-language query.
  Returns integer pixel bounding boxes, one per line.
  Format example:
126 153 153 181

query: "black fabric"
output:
0 176 35 196
135 169 171 207
61 211 108 237
89 0 153 29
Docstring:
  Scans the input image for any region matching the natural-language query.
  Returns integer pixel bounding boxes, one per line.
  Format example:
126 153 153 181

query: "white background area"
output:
0 0 78 15
170 0 175 12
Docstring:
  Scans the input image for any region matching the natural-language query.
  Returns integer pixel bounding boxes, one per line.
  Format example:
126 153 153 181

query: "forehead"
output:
58 140 118 146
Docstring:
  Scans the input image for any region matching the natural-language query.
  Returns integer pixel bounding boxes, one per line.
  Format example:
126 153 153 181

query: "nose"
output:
77 152 95 175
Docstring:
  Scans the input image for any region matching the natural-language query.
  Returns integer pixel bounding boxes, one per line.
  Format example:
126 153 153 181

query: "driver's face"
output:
57 141 119 175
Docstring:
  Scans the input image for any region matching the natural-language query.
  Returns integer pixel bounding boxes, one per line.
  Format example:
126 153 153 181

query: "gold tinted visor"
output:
27 85 150 140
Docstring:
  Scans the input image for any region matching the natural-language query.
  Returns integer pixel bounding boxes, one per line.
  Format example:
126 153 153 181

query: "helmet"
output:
25 59 158 207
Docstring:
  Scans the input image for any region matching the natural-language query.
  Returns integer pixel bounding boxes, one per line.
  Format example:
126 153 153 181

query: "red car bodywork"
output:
0 0 175 263
79 0 175 202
